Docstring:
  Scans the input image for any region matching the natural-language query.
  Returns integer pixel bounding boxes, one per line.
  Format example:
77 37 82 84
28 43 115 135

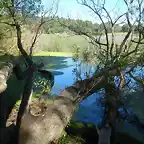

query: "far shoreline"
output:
34 52 72 57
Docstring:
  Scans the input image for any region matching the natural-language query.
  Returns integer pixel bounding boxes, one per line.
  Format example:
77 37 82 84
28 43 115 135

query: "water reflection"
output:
32 56 73 70
49 57 76 95
48 57 144 126
47 57 104 125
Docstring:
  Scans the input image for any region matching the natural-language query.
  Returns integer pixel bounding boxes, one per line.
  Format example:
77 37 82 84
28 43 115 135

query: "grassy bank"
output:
34 52 72 57
3 31 135 56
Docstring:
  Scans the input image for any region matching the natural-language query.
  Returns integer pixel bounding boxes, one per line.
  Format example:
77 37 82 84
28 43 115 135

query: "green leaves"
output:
33 74 52 97
72 44 80 62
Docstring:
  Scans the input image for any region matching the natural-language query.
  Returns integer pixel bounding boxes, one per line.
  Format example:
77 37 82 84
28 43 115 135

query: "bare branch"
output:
29 14 46 56
118 71 125 89
133 0 143 53
5 4 33 66
119 13 132 55
1 21 16 27
123 0 144 59
113 13 126 25
29 0 59 55
131 39 144 44
76 0 109 59
110 27 115 58
29 22 44 56
128 71 143 85
59 21 107 46
100 4 115 59
102 6 113 25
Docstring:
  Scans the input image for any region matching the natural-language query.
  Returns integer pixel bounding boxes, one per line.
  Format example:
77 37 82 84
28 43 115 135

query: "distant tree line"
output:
26 16 140 35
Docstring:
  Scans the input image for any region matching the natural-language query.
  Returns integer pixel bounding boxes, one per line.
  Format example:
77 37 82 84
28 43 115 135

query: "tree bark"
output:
19 75 107 144
97 124 111 144
0 61 121 144
0 62 14 94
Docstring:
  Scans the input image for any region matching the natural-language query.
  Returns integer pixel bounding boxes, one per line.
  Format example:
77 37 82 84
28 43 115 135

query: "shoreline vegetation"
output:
1 32 137 57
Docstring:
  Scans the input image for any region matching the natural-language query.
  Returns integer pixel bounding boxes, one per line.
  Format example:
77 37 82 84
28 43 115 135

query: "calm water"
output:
41 57 104 125
38 56 144 126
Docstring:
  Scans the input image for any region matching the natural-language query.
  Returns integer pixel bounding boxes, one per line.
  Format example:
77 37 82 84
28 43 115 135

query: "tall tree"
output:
0 0 58 144
59 0 144 143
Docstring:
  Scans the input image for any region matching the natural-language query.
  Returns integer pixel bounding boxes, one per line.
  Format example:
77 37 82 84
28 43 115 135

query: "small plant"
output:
15 99 22 107
72 44 80 62
59 133 84 144
33 75 52 98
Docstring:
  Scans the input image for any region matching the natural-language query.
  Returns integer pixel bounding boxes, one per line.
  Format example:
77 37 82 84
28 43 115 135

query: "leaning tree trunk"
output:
0 60 121 144
19 76 107 144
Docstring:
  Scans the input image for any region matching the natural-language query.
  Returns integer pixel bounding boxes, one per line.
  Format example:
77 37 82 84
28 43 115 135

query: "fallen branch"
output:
17 65 124 144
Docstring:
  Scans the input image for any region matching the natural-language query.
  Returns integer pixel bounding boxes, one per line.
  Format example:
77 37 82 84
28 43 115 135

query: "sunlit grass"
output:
107 32 129 36
34 52 72 57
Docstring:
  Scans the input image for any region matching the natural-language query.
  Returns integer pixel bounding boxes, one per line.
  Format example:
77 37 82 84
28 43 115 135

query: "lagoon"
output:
34 56 144 126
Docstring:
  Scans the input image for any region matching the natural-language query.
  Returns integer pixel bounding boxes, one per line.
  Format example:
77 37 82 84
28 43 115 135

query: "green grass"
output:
107 32 129 36
34 52 72 57
59 121 97 144
18 31 89 54
6 30 135 57
35 33 89 52
2 30 90 56
2 28 138 56
32 32 135 54
59 135 84 144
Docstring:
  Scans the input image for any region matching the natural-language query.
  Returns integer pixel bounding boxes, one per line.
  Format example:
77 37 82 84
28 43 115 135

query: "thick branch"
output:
128 71 143 85
6 5 33 66
29 11 54 56
29 21 45 56
131 40 144 44
18 75 107 144
1 21 16 27
119 13 132 53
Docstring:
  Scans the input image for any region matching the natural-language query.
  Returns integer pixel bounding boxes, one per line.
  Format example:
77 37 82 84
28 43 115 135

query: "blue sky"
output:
42 0 127 23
